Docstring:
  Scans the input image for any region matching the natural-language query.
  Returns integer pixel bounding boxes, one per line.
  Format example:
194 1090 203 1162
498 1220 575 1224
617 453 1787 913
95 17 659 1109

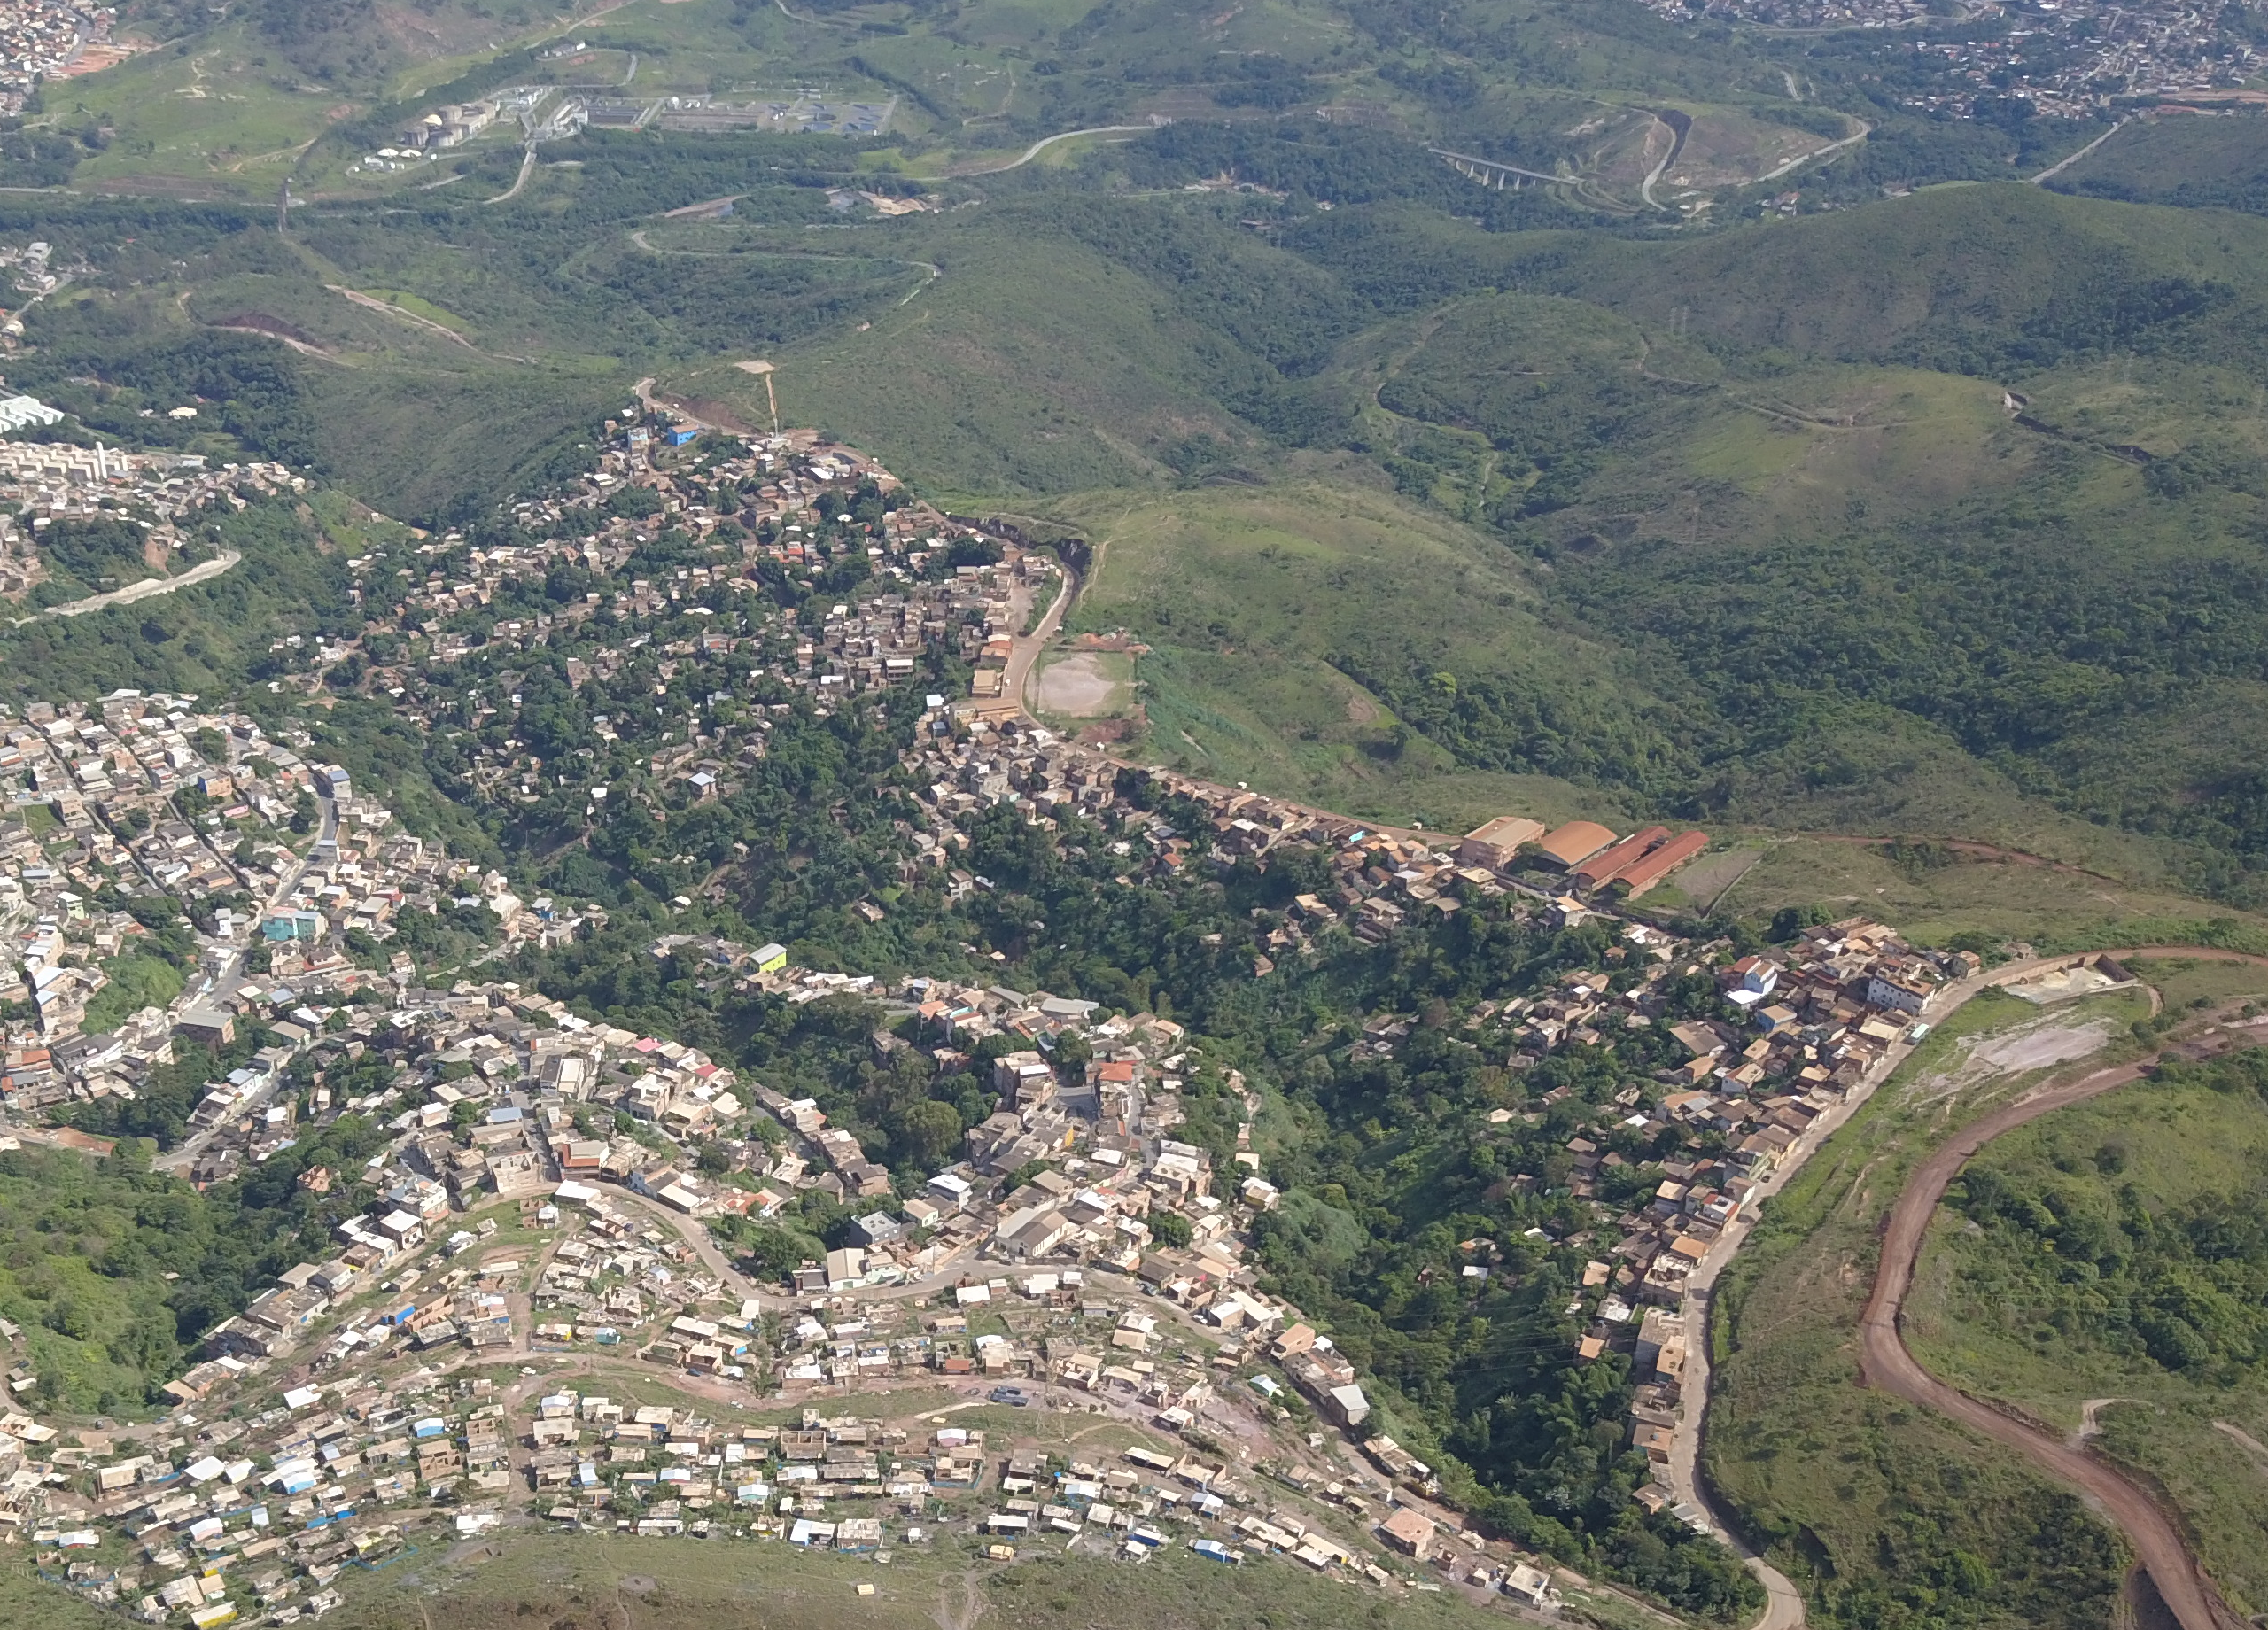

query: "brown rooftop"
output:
1534 820 1617 868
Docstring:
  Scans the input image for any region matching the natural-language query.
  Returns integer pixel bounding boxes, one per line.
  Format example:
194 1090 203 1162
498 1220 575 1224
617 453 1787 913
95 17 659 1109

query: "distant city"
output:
1635 0 2260 118
0 0 128 114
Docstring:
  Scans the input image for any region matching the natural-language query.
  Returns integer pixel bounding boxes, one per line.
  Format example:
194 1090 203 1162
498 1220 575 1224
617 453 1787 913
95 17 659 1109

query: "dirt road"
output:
1006 563 1074 717
1674 947 2268 1628
1858 993 2268 1630
31 547 240 618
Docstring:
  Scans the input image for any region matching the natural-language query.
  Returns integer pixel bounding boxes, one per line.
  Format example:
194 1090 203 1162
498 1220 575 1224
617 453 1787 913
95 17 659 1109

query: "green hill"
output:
1037 476 1663 832
2047 109 2268 217
0 1130 377 1412
671 209 1271 496
1904 1030 2268 1620
1285 187 2268 898
1547 183 2268 374
25 159 2268 899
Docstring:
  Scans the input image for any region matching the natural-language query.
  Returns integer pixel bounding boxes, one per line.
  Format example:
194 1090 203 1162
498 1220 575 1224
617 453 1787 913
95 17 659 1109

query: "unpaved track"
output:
1859 951 2268 1630
33 547 240 618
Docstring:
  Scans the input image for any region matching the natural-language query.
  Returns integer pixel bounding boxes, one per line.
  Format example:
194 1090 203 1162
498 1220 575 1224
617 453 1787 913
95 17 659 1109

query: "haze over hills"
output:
1 1 2268 1628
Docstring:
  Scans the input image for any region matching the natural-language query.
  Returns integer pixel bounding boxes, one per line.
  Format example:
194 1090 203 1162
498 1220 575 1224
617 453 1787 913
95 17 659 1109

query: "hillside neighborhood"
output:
0 726 1973 1627
0 417 2034 1629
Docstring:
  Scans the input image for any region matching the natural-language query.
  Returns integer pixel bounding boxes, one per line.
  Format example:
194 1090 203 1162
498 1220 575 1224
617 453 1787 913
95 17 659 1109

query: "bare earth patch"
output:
1036 651 1131 718
1902 1012 2121 1107
1969 1019 2118 1074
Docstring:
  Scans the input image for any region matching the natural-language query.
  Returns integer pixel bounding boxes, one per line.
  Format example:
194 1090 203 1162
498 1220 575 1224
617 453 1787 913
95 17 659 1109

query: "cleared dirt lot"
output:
1034 650 1133 717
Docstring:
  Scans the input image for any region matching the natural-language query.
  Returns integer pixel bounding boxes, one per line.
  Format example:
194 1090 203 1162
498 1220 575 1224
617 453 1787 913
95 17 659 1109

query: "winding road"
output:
1639 109 1691 212
1677 948 2268 1630
1853 953 2268 1630
485 144 537 205
952 124 1152 176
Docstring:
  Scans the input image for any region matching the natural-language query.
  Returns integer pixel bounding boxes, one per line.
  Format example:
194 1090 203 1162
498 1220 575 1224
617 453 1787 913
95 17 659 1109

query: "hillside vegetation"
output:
24 147 2268 904
1706 990 2149 1630
2047 109 2268 216
1906 1027 2268 1619
0 1121 388 1413
1045 477 1663 833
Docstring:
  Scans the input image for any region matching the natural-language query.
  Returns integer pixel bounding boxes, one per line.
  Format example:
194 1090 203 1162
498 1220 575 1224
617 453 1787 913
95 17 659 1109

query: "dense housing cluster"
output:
0 429 302 602
0 709 1979 1626
0 0 121 113
1637 0 2262 116
0 421 1998 1626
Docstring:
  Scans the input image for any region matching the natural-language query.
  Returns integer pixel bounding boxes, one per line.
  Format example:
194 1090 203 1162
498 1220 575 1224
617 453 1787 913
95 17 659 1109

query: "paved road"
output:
1753 120 1871 184
1639 112 1689 212
955 125 1153 176
485 145 537 205
156 792 338 1176
2033 118 2129 184
1665 1012 1928 1628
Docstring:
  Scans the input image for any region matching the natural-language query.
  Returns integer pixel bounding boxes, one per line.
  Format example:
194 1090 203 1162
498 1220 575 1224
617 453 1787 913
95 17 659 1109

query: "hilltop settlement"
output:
0 417 2002 1628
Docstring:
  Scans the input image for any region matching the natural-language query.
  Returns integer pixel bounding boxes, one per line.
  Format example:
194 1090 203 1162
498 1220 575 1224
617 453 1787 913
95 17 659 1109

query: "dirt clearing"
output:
1970 1018 2119 1074
1035 650 1132 717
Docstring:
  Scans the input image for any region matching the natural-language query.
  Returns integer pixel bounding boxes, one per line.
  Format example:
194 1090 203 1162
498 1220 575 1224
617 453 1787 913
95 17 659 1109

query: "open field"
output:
322 1529 1535 1630
1037 475 1666 833
1706 988 2152 1630
0 1556 116 1630
1702 837 2268 950
2047 109 2268 214
1032 648 1134 718
42 29 350 195
2119 955 2268 1013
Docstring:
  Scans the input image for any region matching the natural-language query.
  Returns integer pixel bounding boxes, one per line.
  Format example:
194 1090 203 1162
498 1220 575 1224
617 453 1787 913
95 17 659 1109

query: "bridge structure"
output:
1427 146 1566 190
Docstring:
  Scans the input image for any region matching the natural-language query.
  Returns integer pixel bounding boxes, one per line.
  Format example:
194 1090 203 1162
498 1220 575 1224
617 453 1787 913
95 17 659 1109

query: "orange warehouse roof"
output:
1573 825 1670 886
1535 820 1617 868
1617 831 1710 897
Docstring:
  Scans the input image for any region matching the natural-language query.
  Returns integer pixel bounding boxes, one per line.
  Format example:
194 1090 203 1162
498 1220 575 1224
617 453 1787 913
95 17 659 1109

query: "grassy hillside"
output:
0 1145 198 1414
669 210 1268 496
1707 989 2149 1630
1903 1026 2268 1619
1550 183 2268 369
0 1556 117 1630
1293 188 2268 901
0 1129 377 1413
2047 109 2268 217
1681 836 2268 953
19 50 2268 903
1037 476 1664 833
322 1527 1666 1630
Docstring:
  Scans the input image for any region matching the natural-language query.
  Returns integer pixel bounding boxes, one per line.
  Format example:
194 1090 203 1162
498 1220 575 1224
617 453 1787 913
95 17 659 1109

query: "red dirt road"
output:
1857 959 2268 1630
